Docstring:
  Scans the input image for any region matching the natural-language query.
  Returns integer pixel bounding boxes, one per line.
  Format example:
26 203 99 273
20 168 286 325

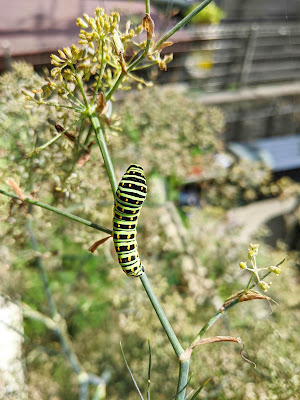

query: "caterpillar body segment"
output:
113 164 147 277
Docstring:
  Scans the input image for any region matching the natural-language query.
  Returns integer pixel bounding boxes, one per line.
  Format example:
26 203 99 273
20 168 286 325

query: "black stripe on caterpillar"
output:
113 164 147 277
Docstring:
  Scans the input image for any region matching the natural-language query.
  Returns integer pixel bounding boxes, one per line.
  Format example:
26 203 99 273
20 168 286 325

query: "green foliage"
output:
1 54 299 400
117 87 225 179
185 1 225 25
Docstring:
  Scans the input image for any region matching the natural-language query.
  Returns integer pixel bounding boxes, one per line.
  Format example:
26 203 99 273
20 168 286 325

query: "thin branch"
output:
69 63 89 108
92 39 106 106
38 101 82 111
105 70 124 102
147 339 152 400
26 218 57 317
190 271 273 347
120 342 145 400
26 118 82 158
62 82 85 108
152 0 213 52
0 189 112 235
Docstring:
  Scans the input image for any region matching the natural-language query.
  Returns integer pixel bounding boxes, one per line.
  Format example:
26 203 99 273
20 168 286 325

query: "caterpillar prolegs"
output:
113 164 147 277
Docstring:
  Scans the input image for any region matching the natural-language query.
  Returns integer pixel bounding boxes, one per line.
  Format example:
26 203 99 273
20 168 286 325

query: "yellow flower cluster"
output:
248 243 259 259
238 243 283 293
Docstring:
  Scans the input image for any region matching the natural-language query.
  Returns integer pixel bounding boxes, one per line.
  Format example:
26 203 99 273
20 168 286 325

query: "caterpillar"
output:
113 164 147 277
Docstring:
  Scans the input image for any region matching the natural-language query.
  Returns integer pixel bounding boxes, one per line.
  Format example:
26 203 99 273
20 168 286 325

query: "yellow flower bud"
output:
88 18 97 31
239 261 247 270
269 266 281 275
82 14 90 22
76 18 89 29
104 21 110 34
258 281 271 292
63 47 72 58
58 50 67 59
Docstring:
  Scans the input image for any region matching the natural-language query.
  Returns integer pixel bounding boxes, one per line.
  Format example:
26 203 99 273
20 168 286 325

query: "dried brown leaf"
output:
155 41 173 51
6 178 26 201
142 13 155 40
89 235 112 253
96 93 108 116
77 141 95 167
192 336 242 348
55 124 76 143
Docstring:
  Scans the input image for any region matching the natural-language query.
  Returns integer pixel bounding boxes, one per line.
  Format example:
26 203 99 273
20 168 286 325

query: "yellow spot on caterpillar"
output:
117 235 120 239
141 187 143 190
126 199 128 202
117 247 120 251
129 225 131 229
136 201 139 204
119 258 122 263
122 182 124 186
120 216 122 219
118 224 120 227
130 217 133 221
133 210 136 214
122 209 124 212
127 245 130 250
131 268 134 272
127 235 130 239
118 194 120 197
128 256 131 261
129 184 132 187
133 171 135 174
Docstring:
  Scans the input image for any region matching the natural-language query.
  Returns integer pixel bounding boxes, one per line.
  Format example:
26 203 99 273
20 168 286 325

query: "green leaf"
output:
147 339 152 400
189 378 211 399
120 342 145 400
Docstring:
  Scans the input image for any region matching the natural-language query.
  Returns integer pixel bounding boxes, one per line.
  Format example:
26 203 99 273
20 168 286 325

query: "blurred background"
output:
0 1 300 399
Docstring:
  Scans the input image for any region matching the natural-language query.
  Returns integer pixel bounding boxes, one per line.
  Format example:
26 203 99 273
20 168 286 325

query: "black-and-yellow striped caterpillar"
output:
113 164 147 277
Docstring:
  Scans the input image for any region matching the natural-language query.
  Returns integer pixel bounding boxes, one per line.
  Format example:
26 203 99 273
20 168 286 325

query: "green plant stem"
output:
91 39 106 106
107 0 213 98
152 0 213 51
27 133 63 156
22 303 89 400
245 273 254 290
106 0 152 99
26 218 57 317
26 117 82 157
63 82 85 108
40 101 82 111
140 273 184 357
0 189 112 235
91 62 188 398
191 271 273 346
84 124 93 146
176 361 190 400
131 62 157 71
105 70 124 102
89 112 118 194
145 0 150 13
140 273 188 398
70 63 89 108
